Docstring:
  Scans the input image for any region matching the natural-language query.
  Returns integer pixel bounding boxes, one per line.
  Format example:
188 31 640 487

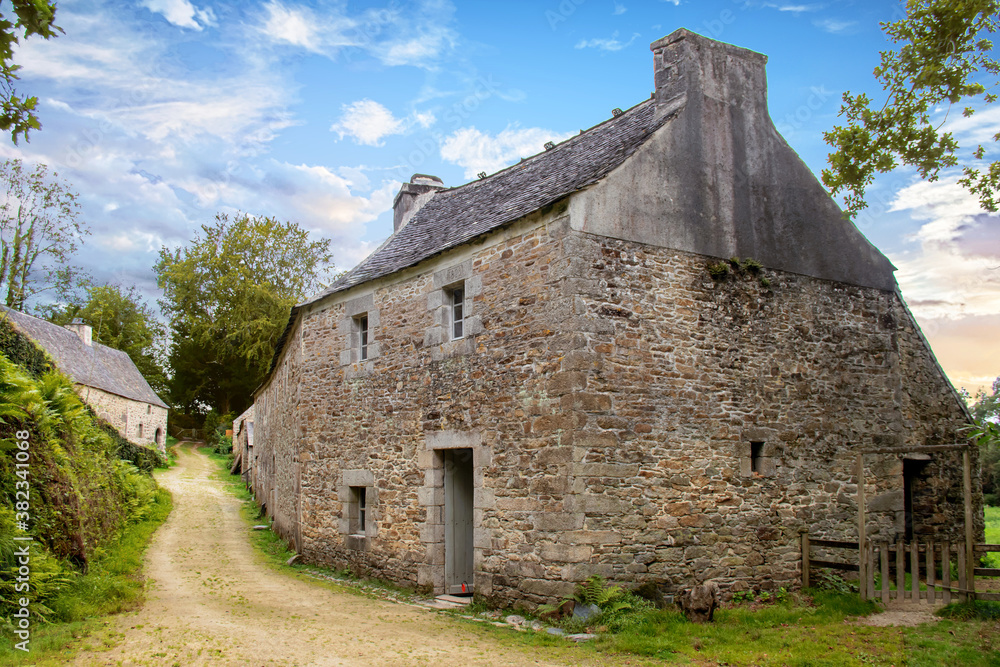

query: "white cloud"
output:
7 2 403 297
888 177 1000 320
661 0 681 5
140 0 215 30
762 2 821 12
259 1 325 52
575 31 641 52
330 100 439 146
613 2 628 15
440 126 575 178
813 18 858 33
253 0 456 69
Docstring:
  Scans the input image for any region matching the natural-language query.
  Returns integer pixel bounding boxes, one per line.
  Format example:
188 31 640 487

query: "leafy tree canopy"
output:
43 283 169 398
1 1 61 143
0 158 87 311
823 0 1000 216
962 377 1000 504
155 212 334 415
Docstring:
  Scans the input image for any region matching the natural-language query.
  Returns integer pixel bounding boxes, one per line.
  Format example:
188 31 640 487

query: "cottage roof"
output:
307 97 672 303
1 307 168 409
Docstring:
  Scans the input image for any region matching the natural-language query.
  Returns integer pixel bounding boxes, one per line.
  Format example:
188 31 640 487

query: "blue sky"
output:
5 0 1000 394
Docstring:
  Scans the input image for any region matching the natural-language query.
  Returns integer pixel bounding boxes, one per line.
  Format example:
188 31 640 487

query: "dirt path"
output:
71 444 602 667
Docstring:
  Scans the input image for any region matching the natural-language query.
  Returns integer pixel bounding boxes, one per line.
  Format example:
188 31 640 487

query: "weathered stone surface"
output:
677 581 720 623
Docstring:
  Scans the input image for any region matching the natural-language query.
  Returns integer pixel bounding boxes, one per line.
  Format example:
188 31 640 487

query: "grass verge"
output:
0 487 172 666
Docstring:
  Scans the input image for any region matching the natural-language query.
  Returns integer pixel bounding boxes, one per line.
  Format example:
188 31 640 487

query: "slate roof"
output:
260 97 678 381
1 307 168 409
306 97 675 304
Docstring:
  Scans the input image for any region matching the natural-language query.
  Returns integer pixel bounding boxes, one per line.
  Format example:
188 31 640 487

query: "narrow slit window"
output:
750 441 764 474
353 486 367 532
357 314 369 360
450 286 465 340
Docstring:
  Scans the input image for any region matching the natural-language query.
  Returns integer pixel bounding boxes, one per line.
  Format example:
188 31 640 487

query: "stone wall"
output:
254 210 979 606
254 319 303 549
78 385 168 453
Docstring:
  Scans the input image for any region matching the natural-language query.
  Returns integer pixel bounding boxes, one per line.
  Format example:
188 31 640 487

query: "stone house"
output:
252 30 981 605
232 405 255 488
1 307 168 453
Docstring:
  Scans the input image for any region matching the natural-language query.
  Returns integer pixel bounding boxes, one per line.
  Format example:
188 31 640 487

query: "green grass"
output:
0 487 172 666
986 506 1000 568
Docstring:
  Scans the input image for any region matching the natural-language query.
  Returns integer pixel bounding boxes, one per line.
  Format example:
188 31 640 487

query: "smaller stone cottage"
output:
1 307 168 452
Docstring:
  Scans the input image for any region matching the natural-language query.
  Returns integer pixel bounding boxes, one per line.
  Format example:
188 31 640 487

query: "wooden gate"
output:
802 534 1000 603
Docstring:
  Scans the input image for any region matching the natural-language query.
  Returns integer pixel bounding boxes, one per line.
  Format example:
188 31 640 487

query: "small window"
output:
750 441 764 474
138 423 144 438
350 486 367 534
448 285 465 340
355 314 369 361
147 404 151 414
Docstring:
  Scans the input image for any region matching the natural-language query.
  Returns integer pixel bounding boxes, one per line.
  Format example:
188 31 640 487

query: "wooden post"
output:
943 540 952 605
958 542 967 603
964 449 975 601
910 541 919 601
801 532 811 589
896 539 905 599
879 542 890 603
927 541 935 605
857 454 866 600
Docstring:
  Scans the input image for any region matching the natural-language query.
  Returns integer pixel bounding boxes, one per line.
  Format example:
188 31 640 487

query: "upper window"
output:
146 404 151 414
448 285 465 340
355 314 369 360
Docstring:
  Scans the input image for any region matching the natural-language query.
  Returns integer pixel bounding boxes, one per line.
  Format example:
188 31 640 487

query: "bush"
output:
0 352 166 629
215 434 233 455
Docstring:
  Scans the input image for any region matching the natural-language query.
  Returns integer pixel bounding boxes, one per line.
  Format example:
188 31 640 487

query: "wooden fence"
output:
802 534 1000 603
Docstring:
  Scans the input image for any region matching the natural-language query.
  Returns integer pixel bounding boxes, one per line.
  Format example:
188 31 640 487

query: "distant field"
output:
986 506 999 568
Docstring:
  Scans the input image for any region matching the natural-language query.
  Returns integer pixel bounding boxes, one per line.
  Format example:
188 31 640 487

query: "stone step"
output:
436 594 472 606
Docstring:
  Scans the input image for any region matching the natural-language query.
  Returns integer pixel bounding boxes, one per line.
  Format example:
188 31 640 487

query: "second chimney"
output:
65 318 93 347
393 174 444 233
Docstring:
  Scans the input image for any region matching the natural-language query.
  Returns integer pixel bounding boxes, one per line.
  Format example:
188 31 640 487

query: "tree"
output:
1 1 61 143
964 377 1000 505
155 213 334 415
823 0 1000 216
0 158 87 311
44 283 169 397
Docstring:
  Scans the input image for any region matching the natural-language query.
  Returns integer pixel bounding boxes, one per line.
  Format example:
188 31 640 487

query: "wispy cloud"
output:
253 0 457 69
613 2 628 15
813 18 858 33
139 0 216 30
888 177 1000 321
330 99 435 146
575 31 641 52
762 2 822 13
440 126 575 178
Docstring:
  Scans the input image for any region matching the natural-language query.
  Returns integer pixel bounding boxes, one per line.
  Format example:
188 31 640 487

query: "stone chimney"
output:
393 174 444 233
650 28 768 113
65 318 92 346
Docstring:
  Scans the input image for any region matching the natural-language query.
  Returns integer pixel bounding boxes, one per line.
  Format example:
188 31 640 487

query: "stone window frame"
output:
424 260 483 360
339 293 380 367
739 439 776 478
416 430 493 596
339 469 377 547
